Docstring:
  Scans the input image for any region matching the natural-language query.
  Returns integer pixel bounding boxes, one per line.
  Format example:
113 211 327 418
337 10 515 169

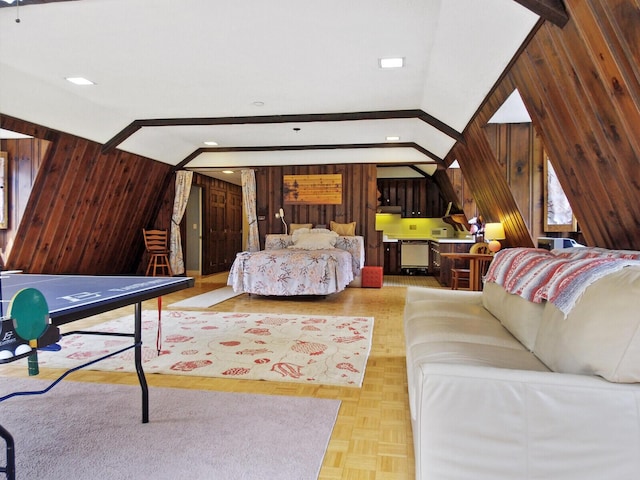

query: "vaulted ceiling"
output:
0 0 566 179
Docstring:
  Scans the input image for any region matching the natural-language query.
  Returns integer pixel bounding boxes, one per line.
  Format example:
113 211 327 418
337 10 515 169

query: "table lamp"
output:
275 208 288 235
485 222 505 252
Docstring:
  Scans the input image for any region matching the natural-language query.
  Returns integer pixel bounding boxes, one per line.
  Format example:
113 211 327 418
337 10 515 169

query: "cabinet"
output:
377 178 445 218
437 242 473 287
383 242 401 274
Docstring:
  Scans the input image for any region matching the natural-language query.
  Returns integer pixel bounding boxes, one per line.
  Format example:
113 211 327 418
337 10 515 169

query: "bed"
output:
228 229 365 296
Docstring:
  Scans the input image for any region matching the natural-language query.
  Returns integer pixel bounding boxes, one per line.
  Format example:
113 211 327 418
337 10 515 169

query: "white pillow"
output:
289 228 338 250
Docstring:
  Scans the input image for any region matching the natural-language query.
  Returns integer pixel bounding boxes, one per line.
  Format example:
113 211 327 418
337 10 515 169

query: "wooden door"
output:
206 186 227 273
225 191 243 269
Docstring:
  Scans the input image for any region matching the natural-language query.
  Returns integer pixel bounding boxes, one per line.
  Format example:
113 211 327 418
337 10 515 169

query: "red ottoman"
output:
361 266 383 288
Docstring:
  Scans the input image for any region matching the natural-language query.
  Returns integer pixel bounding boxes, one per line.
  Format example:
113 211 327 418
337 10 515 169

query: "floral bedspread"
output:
228 235 365 296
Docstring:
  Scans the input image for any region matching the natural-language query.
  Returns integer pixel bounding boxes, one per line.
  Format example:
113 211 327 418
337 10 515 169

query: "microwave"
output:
537 237 583 251
431 227 451 238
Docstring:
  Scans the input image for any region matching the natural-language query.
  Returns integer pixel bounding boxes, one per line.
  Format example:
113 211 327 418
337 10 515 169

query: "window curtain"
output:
241 169 260 252
169 170 193 275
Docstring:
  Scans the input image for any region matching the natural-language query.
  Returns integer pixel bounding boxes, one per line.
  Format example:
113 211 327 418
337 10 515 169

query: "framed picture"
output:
543 152 577 232
283 174 342 205
0 151 7 229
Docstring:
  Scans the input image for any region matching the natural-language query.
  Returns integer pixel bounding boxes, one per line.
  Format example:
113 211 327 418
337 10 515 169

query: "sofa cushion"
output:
405 341 549 424
408 341 549 372
404 301 525 350
534 266 640 382
482 281 545 351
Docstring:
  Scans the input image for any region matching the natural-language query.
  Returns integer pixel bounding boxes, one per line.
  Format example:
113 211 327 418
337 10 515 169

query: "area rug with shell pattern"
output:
30 310 374 387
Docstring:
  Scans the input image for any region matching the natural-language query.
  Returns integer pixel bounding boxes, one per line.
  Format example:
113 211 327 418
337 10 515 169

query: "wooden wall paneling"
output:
255 163 382 267
550 16 639 240
497 0 640 249
580 0 640 149
564 1 640 241
366 164 383 267
1 115 175 274
47 139 101 273
454 121 534 248
0 138 49 260
11 130 69 272
520 23 627 247
485 123 539 237
439 167 475 219
531 131 545 242
98 152 168 274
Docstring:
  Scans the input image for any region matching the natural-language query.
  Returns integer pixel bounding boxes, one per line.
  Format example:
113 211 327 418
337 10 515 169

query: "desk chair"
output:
143 229 173 277
451 242 490 290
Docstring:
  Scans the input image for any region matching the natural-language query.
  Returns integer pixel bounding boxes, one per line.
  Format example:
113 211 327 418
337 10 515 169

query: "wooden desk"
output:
440 253 494 291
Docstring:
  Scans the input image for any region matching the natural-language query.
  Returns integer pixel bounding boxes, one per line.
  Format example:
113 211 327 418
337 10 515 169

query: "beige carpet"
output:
0 377 340 480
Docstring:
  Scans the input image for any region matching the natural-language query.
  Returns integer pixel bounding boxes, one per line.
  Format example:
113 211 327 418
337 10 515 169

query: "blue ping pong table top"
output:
0 274 194 325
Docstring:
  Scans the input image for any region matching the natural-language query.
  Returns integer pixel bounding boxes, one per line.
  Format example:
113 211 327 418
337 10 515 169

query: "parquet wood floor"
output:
0 272 442 479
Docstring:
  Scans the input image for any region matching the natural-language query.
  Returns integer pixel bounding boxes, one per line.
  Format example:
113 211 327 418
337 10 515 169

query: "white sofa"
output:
404 247 640 480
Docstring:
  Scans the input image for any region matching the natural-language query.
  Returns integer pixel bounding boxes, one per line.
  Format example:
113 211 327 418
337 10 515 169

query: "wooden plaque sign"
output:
283 174 342 205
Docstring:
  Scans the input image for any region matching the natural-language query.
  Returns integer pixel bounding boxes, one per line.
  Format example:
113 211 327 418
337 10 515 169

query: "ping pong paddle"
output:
9 288 50 375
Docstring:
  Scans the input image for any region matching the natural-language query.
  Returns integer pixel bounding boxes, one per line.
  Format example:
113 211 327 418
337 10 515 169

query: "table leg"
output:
134 302 149 423
0 423 15 480
470 259 480 291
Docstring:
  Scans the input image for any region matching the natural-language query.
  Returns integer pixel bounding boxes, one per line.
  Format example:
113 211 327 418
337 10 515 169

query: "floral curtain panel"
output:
241 169 260 252
169 170 193 275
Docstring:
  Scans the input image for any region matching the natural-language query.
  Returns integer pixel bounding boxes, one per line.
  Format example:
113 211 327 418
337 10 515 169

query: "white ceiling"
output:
0 0 539 181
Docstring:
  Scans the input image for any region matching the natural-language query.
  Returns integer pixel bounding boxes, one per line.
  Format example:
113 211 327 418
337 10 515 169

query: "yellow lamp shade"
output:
484 223 505 241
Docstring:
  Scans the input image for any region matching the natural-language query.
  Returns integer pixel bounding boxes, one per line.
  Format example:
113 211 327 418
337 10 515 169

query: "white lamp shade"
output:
485 222 505 240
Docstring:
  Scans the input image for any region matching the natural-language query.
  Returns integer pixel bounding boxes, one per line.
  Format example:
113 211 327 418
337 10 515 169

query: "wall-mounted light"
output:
275 208 288 235
485 222 506 252
379 57 405 69
65 77 95 86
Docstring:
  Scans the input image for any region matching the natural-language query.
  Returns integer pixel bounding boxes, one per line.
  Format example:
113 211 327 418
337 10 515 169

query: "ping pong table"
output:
0 273 194 480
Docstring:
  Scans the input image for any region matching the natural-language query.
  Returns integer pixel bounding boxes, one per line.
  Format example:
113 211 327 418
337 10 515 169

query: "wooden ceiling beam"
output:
0 0 80 8
101 110 462 155
513 0 569 28
174 142 444 171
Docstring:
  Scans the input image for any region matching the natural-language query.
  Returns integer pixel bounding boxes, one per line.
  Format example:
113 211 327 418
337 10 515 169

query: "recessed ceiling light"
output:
222 170 234 174
385 136 400 141
252 101 265 107
379 57 404 69
204 141 218 146
65 77 95 86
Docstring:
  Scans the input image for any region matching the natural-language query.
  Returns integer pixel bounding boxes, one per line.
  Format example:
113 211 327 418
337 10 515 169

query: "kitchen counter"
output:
383 235 475 243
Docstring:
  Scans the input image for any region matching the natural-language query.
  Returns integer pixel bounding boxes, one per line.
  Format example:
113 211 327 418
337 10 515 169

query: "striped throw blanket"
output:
484 248 640 315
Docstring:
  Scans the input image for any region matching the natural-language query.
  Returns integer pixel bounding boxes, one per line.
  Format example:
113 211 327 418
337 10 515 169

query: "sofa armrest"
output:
412 363 640 480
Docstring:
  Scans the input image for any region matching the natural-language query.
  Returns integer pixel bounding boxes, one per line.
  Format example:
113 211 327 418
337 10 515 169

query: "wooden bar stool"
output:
143 229 173 277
